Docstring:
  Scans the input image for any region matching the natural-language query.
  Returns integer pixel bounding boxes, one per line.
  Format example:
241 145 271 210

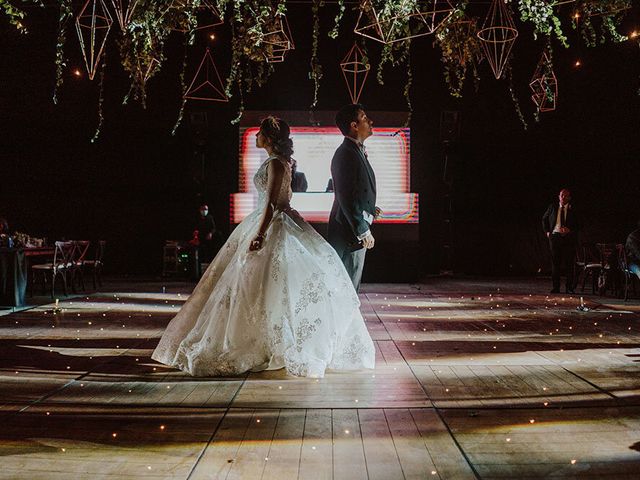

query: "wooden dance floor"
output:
1 278 640 479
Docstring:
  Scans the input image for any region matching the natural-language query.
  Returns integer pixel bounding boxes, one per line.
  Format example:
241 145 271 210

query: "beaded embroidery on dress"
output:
152 156 375 377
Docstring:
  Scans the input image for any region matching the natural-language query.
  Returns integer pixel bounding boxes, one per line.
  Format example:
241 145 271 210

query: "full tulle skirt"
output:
151 208 375 377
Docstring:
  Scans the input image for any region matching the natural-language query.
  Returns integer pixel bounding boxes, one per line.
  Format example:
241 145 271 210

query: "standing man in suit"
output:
328 104 380 291
542 188 580 294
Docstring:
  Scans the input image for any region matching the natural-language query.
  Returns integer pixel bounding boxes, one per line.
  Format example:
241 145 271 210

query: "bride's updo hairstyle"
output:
260 116 294 159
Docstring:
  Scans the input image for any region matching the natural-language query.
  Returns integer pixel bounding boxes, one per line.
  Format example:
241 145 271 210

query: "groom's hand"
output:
362 232 375 249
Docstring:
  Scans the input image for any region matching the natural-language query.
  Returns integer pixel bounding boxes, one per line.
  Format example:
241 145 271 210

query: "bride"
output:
152 116 375 378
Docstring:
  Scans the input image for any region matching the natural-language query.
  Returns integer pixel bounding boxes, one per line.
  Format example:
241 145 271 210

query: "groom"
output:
328 104 379 291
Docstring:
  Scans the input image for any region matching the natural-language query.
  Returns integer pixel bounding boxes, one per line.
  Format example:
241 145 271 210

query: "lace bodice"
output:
254 156 293 210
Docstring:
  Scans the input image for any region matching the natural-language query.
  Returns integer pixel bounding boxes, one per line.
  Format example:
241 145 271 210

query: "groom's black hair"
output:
335 103 365 136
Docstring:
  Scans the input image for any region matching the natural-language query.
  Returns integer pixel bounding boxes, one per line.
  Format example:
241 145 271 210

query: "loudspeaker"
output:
439 110 461 144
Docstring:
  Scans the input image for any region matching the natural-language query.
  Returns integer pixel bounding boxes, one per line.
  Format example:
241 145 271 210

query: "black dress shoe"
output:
550 289 560 294
566 289 575 294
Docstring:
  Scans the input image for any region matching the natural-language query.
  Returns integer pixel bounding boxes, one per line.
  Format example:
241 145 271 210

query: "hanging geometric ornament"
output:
261 15 295 63
184 48 228 102
416 0 456 35
171 0 223 33
477 0 518 79
76 0 114 81
340 43 370 103
529 51 558 112
110 0 138 31
354 0 454 44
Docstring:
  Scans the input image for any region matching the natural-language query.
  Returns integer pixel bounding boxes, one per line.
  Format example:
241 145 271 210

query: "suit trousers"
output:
340 247 367 292
550 233 576 291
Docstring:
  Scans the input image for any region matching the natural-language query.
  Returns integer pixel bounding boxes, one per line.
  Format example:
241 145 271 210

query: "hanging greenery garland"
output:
0 0 29 32
402 40 412 125
309 0 323 109
52 0 73 105
573 0 631 47
506 61 528 130
219 0 288 121
91 54 107 143
3 0 636 137
172 43 190 136
434 1 482 98
119 1 199 107
516 0 568 47
328 0 345 39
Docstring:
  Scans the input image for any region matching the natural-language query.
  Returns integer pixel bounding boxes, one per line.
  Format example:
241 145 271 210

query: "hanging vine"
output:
220 0 288 121
309 0 323 108
2 0 635 136
91 54 107 143
171 43 190 136
119 1 199 107
0 0 29 32
402 40 412 126
506 62 528 130
516 0 568 47
573 0 631 47
434 2 483 98
328 0 345 39
52 0 73 104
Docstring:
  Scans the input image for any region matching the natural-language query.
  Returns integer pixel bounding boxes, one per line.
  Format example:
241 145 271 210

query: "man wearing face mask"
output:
196 204 216 263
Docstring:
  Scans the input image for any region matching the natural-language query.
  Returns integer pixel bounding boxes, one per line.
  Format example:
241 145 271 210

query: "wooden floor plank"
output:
332 409 367 480
226 409 279 480
384 408 439 479
189 409 254 480
260 409 305 480
358 409 405 480
298 409 333 480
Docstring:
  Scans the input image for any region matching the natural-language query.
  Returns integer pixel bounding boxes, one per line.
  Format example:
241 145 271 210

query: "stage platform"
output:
1 277 640 479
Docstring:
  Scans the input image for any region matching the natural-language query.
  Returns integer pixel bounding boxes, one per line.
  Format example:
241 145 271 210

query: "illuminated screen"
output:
231 123 419 224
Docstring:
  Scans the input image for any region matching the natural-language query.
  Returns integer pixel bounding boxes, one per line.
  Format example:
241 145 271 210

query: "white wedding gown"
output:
152 155 375 377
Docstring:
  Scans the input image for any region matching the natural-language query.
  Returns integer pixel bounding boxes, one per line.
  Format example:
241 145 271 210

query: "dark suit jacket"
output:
542 203 580 239
328 138 377 257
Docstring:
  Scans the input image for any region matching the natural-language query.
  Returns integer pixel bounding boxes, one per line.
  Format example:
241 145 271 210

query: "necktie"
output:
358 143 367 159
560 206 565 227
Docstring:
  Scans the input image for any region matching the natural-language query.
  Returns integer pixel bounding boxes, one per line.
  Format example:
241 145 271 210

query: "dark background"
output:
1 2 639 278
